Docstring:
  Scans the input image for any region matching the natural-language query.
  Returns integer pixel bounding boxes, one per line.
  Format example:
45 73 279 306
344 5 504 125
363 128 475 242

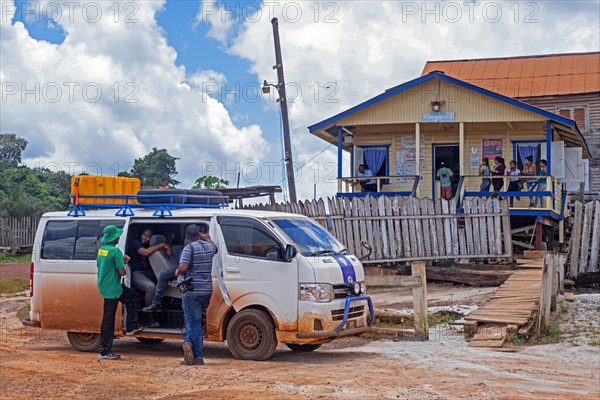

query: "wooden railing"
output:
338 175 420 194
461 175 560 214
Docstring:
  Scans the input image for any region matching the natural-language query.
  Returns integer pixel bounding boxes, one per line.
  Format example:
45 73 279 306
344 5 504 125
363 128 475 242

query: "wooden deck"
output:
466 259 544 347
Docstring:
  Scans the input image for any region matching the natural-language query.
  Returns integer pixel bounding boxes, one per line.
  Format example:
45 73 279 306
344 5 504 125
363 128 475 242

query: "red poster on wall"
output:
482 139 503 168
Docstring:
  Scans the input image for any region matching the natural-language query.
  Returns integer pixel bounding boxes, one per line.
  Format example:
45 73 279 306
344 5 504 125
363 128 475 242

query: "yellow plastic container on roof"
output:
71 176 141 205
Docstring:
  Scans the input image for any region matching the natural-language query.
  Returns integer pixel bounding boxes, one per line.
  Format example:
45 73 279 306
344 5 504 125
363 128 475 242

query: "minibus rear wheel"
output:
285 343 322 352
226 309 277 361
67 332 101 352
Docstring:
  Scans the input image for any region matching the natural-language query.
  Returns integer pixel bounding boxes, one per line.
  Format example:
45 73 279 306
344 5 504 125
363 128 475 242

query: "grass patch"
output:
16 302 30 320
541 322 561 344
428 311 458 326
589 337 600 346
374 315 414 329
596 306 600 312
0 278 28 294
374 310 462 330
0 253 31 263
558 300 569 313
506 332 528 346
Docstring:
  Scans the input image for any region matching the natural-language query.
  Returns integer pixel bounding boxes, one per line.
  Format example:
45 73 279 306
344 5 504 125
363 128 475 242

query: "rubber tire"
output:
185 189 224 206
226 309 277 361
136 188 187 205
285 343 322 352
67 332 101 352
136 337 164 344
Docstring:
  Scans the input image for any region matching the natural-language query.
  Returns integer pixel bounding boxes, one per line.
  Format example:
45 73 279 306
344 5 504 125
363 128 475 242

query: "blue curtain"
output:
518 145 538 165
364 148 387 174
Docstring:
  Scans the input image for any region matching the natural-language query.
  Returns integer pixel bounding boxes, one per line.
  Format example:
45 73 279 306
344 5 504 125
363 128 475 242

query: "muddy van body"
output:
27 208 373 360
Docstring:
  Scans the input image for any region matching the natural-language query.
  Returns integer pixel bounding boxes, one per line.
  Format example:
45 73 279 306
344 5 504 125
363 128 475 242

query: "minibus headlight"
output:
353 282 361 295
360 281 366 294
300 284 334 303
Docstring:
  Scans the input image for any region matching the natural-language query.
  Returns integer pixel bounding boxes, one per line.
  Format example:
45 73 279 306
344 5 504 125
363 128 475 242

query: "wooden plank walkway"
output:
466 259 544 347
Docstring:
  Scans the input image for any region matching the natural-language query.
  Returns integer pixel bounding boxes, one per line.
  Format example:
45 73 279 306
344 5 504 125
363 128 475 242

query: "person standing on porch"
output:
356 164 377 192
491 156 506 193
522 155 538 207
533 159 548 208
507 160 522 207
436 162 454 200
479 158 491 192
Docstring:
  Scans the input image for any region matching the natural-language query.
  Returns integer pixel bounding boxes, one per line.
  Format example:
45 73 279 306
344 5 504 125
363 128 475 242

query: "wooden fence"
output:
0 215 41 247
568 200 600 277
537 253 567 335
246 196 512 264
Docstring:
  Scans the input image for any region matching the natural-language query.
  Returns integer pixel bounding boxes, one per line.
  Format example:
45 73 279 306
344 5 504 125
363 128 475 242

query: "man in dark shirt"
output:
128 229 171 307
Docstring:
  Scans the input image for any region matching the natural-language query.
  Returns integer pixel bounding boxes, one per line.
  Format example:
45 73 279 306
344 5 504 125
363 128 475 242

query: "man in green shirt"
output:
436 162 454 200
97 225 143 360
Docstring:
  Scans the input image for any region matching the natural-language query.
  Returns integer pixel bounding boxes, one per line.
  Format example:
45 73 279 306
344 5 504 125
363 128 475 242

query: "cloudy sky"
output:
1 0 599 201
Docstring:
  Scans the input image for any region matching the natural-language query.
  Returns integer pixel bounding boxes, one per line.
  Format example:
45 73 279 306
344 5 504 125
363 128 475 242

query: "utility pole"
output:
271 17 297 203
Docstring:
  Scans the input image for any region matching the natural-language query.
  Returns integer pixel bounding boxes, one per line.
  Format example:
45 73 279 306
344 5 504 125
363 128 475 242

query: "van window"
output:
42 220 78 260
271 218 346 256
220 222 283 260
41 219 125 260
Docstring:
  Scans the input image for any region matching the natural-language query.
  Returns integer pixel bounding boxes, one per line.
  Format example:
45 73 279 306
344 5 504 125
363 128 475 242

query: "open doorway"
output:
433 144 460 199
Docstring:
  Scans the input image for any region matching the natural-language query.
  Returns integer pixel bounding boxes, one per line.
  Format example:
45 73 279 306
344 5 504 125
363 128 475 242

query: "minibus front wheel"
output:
67 332 101 352
226 309 277 361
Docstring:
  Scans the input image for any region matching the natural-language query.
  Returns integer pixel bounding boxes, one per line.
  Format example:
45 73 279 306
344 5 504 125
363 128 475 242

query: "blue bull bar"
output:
334 295 375 333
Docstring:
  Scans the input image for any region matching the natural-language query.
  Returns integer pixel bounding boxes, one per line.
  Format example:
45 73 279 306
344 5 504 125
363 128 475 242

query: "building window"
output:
358 146 389 184
556 105 588 133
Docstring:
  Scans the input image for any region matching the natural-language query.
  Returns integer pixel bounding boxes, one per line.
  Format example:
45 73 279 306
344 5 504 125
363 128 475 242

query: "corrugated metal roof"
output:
422 52 600 97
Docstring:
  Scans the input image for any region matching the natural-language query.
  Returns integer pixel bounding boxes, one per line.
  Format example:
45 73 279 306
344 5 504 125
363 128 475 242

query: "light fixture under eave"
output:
431 101 442 112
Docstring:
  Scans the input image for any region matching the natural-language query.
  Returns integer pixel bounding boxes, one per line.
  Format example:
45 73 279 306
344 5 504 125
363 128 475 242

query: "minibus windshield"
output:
271 218 347 256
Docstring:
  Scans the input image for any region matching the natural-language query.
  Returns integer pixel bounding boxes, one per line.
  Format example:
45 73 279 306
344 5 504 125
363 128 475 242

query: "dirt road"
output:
1 294 598 400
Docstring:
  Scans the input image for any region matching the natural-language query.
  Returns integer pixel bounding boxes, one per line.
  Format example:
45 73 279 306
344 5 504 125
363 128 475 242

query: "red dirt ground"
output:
1 290 599 399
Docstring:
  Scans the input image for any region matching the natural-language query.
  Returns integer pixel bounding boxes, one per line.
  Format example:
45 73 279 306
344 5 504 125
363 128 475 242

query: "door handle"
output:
226 267 240 273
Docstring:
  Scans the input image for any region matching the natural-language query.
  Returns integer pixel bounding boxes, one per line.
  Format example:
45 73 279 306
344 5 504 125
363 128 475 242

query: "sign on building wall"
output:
469 147 480 168
396 133 425 183
422 112 455 123
482 139 503 168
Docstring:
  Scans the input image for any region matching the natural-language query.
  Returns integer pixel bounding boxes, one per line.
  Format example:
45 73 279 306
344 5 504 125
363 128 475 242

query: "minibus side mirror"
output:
284 244 297 261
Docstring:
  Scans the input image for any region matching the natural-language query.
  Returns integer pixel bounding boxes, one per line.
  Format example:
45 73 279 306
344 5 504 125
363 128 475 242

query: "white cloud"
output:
195 0 235 44
228 1 600 200
0 0 269 187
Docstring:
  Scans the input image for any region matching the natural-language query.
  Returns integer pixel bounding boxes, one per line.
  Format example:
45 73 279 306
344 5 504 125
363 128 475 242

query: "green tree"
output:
193 176 229 189
0 166 71 217
130 148 179 187
0 133 28 169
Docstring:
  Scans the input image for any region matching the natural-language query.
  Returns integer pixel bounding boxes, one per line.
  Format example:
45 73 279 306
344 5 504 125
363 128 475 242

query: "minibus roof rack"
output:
68 193 230 217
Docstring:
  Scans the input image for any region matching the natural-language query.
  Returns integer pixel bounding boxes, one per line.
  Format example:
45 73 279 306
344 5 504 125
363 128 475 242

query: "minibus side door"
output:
216 216 298 330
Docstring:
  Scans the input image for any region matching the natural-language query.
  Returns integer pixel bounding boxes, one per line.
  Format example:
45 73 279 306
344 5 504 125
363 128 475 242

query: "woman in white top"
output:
507 160 521 207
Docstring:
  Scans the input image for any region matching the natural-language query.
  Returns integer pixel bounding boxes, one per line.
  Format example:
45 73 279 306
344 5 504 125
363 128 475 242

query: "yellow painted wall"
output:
337 78 547 127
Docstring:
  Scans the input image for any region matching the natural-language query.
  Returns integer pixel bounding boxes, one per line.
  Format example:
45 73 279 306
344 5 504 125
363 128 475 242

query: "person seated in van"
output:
97 225 144 360
144 225 213 312
128 229 172 307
